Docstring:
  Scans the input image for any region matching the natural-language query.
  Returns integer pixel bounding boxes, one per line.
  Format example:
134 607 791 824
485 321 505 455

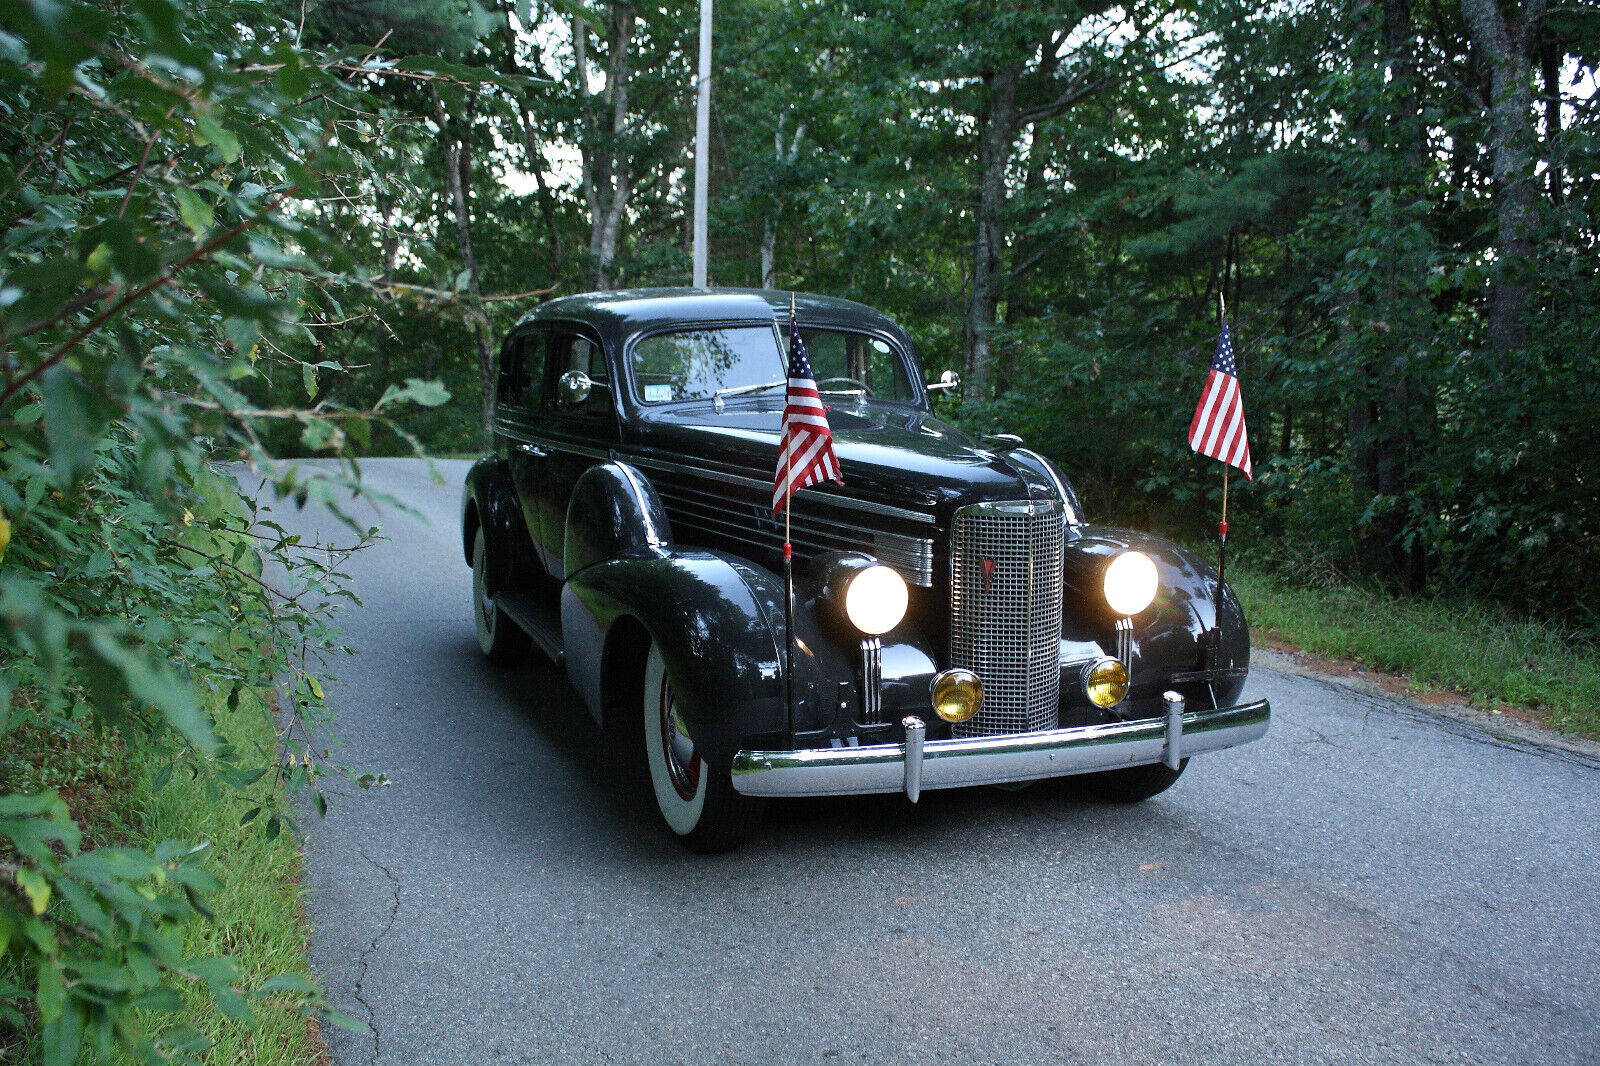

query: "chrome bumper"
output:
730 695 1270 799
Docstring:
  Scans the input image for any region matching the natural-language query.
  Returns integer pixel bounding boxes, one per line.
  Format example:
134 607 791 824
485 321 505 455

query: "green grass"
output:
103 687 330 1065
1231 565 1600 739
0 690 330 1065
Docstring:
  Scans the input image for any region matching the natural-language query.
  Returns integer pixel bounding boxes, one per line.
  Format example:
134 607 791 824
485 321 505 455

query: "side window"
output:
497 331 546 412
550 330 611 416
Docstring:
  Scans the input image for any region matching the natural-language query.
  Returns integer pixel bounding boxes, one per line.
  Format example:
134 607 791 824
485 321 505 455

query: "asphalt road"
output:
283 458 1600 1065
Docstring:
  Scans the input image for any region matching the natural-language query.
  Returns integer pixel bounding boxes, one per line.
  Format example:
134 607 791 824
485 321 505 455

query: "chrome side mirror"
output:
926 369 961 393
557 370 597 406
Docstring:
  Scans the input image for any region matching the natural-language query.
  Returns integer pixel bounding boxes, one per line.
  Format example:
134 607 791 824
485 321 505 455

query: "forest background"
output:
0 0 1595 1059
291 0 1596 627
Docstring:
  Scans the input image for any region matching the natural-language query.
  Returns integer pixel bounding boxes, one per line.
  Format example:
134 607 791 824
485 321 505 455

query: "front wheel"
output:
642 642 763 852
1075 759 1187 803
472 528 528 665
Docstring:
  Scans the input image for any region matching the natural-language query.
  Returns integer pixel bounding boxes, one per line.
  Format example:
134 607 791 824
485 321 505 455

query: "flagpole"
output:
783 294 796 746
1216 290 1229 616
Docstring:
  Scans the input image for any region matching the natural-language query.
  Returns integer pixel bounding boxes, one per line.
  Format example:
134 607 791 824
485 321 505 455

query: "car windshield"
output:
786 327 915 402
631 325 785 405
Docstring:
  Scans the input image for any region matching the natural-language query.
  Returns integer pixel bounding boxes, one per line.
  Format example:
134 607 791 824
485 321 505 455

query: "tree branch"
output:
0 189 295 409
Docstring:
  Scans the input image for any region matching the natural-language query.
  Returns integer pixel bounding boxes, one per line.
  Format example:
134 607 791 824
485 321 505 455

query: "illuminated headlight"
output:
1103 551 1158 617
1082 657 1129 708
931 668 982 723
843 564 908 636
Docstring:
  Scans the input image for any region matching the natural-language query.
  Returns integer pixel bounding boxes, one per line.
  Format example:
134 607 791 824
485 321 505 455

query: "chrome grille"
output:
949 500 1065 737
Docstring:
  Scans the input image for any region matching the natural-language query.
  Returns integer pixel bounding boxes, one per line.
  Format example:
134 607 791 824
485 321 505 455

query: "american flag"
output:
772 317 843 513
1188 320 1252 480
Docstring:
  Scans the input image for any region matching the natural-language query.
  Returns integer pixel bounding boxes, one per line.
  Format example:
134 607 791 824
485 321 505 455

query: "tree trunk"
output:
498 3 562 282
760 219 777 289
964 63 1020 406
576 4 634 290
431 86 498 438
1540 35 1563 205
760 115 807 291
1460 0 1548 359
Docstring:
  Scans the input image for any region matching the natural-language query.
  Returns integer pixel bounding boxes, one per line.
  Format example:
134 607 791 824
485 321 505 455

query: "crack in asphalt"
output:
353 843 401 1066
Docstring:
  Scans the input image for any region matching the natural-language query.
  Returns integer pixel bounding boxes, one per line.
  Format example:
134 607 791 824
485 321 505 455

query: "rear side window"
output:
498 332 545 411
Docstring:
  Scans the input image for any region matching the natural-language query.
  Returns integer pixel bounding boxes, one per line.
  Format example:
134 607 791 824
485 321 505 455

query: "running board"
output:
495 590 565 665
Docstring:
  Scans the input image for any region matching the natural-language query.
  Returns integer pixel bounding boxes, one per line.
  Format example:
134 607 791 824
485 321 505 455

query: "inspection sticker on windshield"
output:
644 384 674 402
871 339 891 353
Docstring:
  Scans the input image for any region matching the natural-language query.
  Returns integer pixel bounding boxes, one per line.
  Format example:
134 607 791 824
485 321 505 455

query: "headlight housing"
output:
843 564 908 635
1103 550 1158 617
816 553 909 636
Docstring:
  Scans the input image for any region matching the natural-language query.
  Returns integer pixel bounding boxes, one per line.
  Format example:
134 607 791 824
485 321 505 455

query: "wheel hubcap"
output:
657 672 701 802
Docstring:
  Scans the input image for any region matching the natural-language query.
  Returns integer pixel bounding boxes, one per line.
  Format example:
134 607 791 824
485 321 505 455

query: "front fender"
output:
1061 526 1249 707
561 549 791 768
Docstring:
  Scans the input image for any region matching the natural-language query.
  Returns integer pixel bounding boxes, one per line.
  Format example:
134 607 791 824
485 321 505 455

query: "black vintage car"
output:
463 288 1269 851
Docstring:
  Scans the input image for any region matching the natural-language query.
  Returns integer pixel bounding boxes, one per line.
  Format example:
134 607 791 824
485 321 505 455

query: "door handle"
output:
516 443 549 458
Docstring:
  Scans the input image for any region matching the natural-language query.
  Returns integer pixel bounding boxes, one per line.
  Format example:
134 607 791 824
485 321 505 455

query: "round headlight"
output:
1082 658 1129 708
931 668 983 723
1103 551 1158 617
843 564 908 636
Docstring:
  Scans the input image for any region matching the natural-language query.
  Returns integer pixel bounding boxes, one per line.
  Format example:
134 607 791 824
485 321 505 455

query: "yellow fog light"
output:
1082 658 1129 708
931 669 982 723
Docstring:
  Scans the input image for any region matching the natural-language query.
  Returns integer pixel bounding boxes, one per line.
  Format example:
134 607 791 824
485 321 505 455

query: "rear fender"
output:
462 457 531 586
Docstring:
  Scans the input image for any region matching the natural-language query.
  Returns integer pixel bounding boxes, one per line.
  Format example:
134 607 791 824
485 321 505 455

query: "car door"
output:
498 327 553 570
537 323 620 579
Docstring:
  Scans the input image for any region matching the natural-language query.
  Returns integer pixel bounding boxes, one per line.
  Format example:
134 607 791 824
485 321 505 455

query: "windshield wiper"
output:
712 379 786 412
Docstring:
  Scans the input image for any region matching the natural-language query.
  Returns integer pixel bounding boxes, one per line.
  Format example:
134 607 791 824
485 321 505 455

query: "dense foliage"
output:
280 0 1596 628
0 0 479 1059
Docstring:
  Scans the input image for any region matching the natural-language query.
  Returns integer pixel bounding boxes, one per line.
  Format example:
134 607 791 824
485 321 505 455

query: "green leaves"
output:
376 377 452 410
173 187 215 239
39 364 117 490
0 0 427 1056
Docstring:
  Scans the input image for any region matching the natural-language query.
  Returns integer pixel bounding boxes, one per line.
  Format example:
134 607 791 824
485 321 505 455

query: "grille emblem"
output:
981 558 997 592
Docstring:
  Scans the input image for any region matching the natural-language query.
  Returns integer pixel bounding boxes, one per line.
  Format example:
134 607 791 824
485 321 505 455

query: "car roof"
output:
515 287 916 356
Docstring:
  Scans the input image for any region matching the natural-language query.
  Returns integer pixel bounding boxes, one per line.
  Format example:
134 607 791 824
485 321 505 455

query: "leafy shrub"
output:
0 0 476 1059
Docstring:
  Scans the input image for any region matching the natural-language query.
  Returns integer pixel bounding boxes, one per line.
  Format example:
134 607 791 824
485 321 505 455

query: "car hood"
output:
629 401 1059 520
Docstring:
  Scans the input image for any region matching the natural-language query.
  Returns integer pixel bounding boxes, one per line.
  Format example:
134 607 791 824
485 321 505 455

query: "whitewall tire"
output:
640 640 763 852
472 528 527 665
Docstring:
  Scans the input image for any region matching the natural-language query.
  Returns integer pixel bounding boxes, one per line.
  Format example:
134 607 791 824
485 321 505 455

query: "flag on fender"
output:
772 317 843 512
1188 319 1253 480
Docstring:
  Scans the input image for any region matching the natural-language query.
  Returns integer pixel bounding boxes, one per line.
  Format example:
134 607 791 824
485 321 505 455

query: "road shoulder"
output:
1255 645 1600 764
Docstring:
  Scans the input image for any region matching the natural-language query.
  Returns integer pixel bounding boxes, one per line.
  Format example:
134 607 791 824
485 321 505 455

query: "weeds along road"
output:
279 458 1599 1065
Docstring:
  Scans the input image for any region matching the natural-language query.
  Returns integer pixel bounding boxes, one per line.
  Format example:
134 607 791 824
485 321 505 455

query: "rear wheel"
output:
642 641 763 852
1077 759 1187 802
472 528 528 665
